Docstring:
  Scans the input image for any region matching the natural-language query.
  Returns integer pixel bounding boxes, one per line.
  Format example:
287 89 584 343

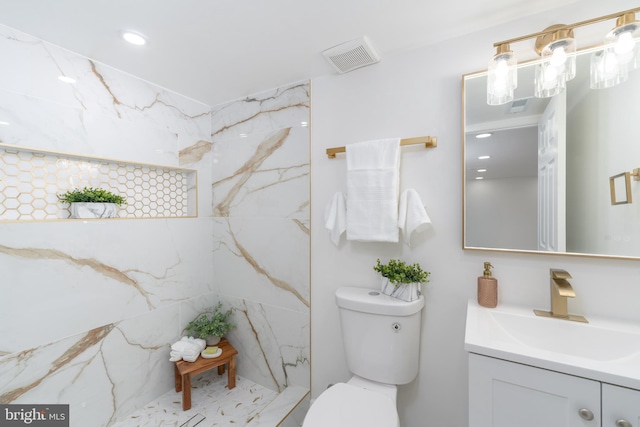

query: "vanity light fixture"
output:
475 177 484 180
477 168 487 172
478 155 491 160
487 7 640 105
475 133 492 139
122 31 148 46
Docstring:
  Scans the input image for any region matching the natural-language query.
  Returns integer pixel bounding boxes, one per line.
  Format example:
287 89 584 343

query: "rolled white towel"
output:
398 189 431 247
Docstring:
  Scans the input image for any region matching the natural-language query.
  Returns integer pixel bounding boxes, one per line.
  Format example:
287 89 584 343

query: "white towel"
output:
324 192 347 246
398 189 431 247
345 138 401 242
168 336 207 362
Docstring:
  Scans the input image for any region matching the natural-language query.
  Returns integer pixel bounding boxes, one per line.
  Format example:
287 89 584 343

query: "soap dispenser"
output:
477 262 497 308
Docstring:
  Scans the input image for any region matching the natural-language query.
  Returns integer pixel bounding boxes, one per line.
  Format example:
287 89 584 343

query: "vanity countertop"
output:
464 300 640 390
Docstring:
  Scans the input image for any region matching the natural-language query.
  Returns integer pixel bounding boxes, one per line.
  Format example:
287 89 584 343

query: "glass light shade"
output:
590 47 629 89
487 46 517 105
540 36 577 83
604 18 640 72
534 60 566 98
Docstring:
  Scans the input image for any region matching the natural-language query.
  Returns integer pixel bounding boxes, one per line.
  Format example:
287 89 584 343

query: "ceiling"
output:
1 0 580 107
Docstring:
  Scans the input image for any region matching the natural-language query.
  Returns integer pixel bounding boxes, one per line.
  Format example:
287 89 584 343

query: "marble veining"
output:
224 299 309 393
209 81 310 398
231 226 308 308
210 83 309 141
212 127 291 217
0 324 114 403
179 140 213 166
0 244 156 309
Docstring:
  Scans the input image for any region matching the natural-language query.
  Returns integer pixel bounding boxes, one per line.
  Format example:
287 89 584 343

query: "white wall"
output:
310 1 640 426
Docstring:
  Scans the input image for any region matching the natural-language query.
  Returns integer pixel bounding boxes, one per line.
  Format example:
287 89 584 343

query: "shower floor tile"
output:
112 374 278 427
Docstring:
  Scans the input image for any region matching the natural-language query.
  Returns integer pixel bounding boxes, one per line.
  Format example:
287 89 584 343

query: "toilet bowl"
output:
302 376 399 427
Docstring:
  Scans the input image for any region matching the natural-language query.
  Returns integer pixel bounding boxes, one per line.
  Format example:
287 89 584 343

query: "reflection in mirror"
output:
609 172 632 205
464 49 640 259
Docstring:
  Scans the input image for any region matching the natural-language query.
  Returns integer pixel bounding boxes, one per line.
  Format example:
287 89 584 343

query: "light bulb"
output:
550 47 567 67
604 51 620 73
495 59 509 77
615 32 636 55
544 65 559 83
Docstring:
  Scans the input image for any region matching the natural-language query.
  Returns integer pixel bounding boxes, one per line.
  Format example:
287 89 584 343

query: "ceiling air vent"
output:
322 36 381 74
509 98 529 114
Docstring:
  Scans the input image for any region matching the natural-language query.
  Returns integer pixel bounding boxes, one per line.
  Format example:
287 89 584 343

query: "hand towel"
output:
324 192 347 246
345 138 401 242
398 189 431 247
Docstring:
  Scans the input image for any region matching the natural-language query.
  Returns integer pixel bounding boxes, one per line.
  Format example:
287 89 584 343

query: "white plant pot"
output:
70 202 119 219
380 277 421 302
206 336 221 346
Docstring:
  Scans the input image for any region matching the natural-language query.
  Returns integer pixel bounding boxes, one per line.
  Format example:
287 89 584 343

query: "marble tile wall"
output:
0 24 216 426
209 82 311 393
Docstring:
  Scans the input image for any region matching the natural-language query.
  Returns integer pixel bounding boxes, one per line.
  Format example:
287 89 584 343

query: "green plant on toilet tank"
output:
374 258 430 302
184 302 235 345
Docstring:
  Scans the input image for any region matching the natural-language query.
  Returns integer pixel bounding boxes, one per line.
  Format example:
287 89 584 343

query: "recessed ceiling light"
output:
58 76 76 84
478 155 491 160
122 31 147 46
476 133 492 139
475 177 484 180
477 169 487 172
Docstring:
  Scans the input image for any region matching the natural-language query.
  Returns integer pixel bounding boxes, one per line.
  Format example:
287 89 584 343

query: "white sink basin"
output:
465 301 640 390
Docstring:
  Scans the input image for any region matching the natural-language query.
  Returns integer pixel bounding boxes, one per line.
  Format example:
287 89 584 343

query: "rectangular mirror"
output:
463 48 640 260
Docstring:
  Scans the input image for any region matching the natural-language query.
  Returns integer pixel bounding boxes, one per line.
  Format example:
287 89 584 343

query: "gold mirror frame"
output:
462 49 640 261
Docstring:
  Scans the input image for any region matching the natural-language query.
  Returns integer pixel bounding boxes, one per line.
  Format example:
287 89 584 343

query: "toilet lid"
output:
303 383 398 427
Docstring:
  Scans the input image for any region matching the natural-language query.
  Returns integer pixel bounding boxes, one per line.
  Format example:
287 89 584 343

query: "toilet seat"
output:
302 382 399 427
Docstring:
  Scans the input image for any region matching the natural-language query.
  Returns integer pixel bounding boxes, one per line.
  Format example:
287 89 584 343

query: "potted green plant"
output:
373 258 430 302
184 302 235 345
57 186 126 219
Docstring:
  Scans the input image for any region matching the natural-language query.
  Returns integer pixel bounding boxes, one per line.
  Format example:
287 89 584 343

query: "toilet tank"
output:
335 286 425 385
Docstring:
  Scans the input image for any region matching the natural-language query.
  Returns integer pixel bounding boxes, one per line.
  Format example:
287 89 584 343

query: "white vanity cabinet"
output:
602 384 640 427
469 354 640 427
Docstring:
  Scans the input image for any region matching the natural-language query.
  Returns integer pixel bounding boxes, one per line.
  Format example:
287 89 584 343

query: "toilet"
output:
303 286 425 427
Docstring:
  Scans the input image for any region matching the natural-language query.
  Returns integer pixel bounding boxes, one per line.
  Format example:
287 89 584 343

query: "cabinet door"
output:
469 354 601 427
602 384 640 427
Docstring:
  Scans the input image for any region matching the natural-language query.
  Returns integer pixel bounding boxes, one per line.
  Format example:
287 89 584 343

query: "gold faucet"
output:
534 269 588 323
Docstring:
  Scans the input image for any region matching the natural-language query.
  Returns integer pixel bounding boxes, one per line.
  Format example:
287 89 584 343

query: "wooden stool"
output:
174 338 238 410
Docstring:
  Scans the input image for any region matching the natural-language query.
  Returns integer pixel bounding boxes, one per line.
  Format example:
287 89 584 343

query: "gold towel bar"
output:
326 136 437 158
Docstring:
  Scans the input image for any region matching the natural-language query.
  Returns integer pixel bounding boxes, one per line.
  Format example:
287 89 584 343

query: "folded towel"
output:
168 336 207 362
398 189 431 247
324 192 347 246
345 138 401 242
